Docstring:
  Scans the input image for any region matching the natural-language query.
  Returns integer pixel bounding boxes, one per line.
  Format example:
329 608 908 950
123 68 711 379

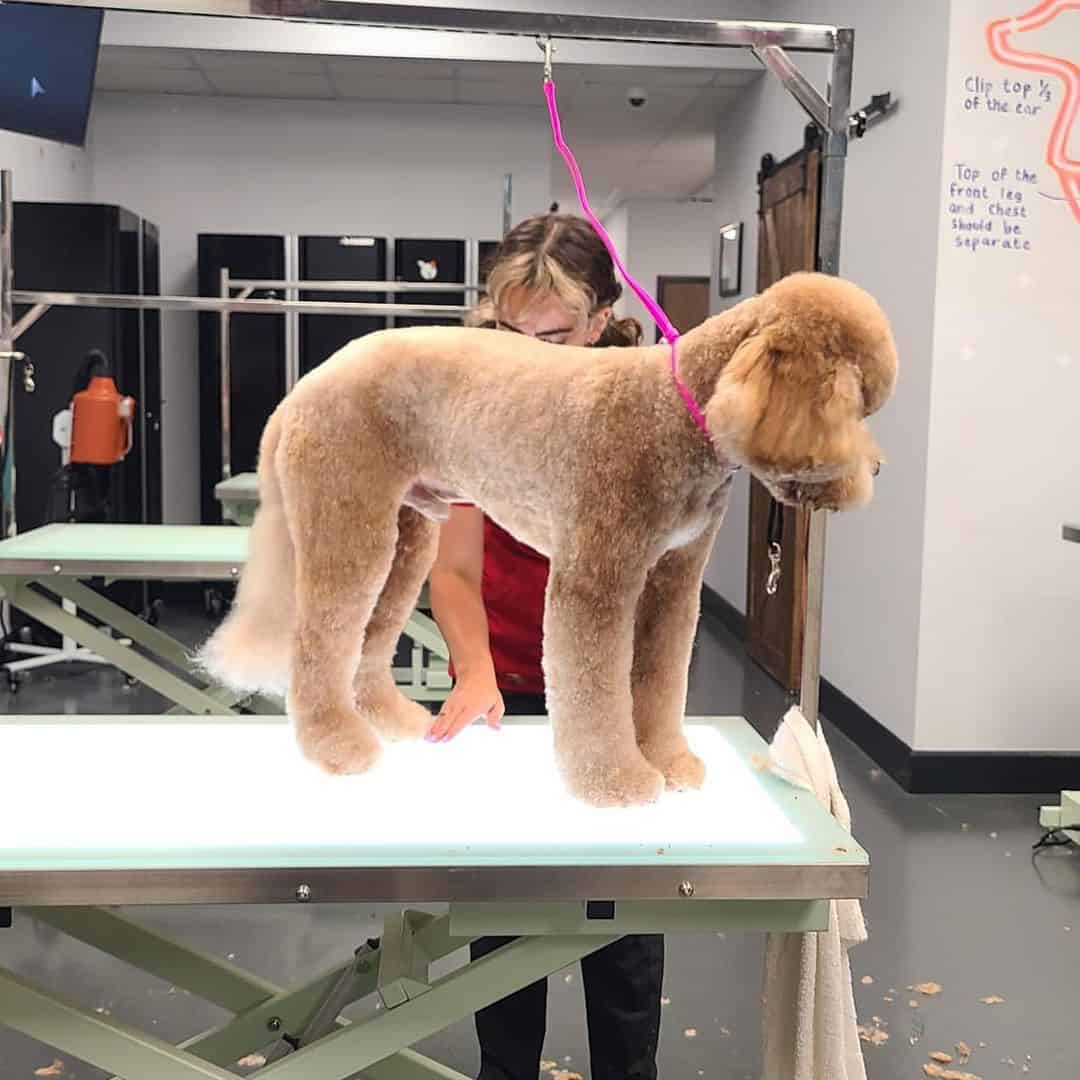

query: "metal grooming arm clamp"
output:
849 92 899 138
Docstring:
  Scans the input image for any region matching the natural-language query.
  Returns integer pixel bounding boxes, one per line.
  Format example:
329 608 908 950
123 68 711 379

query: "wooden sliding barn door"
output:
745 130 822 692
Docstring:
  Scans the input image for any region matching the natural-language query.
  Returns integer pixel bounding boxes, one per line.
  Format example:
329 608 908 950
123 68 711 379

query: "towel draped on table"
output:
760 705 869 1080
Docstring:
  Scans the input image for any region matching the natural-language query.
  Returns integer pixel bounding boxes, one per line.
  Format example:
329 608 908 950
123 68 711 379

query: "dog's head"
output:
704 272 897 512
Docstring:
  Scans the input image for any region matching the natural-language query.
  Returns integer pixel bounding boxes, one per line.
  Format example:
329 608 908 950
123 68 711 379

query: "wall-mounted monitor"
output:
0 4 104 147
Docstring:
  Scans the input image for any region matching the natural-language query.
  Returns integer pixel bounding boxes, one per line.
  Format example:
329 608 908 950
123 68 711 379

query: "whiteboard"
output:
919 0 1080 751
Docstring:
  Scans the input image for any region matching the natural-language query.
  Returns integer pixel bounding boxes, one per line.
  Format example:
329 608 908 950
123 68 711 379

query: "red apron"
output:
480 515 549 694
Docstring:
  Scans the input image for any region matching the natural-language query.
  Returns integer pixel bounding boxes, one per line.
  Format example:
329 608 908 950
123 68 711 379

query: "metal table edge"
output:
0 862 868 908
0 559 245 582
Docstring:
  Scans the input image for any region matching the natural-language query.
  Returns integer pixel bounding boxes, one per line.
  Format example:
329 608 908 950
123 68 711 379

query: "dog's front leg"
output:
543 547 665 808
632 523 720 792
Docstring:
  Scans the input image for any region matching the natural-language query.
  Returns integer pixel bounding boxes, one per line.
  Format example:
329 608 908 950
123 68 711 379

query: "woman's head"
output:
481 214 642 347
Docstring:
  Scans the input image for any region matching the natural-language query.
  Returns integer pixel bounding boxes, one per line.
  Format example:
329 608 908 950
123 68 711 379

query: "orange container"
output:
70 375 135 466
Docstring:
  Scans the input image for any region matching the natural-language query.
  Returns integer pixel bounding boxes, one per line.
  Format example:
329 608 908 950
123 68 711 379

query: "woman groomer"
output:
428 214 664 1080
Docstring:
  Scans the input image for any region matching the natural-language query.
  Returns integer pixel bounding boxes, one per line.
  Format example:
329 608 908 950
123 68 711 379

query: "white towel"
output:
760 706 868 1080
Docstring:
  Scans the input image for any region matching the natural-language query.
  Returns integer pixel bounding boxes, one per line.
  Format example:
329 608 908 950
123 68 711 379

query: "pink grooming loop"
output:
543 78 713 443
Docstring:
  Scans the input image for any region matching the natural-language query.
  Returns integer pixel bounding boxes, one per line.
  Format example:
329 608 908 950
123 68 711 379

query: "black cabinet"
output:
12 202 161 533
197 234 470 522
11 201 162 633
298 235 387 378
394 238 466 327
479 240 500 289
197 234 286 525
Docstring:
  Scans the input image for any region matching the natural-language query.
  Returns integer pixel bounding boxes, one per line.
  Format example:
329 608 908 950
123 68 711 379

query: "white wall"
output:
87 92 553 523
914 0 1080 752
614 199 714 337
704 0 951 749
602 204 630 319
0 129 92 203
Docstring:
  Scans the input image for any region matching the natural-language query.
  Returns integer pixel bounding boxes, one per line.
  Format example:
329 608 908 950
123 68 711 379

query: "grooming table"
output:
0 524 450 713
0 714 867 1080
215 472 260 526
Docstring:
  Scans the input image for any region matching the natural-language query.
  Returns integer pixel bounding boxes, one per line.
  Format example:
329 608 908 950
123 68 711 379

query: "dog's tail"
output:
196 409 295 697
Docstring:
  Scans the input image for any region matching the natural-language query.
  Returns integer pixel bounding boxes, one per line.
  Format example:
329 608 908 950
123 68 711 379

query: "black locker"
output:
394 238 466 320
12 203 160 533
197 234 286 524
298 235 387 378
479 240 500 288
10 201 163 635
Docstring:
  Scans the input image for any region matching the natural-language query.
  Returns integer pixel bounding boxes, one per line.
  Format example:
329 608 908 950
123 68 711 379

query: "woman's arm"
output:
427 505 505 741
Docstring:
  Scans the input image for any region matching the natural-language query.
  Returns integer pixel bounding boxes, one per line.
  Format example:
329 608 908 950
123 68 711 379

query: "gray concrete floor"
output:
0 601 1077 1079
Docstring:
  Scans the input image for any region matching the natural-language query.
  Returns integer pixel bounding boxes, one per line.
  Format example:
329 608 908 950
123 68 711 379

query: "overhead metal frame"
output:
29 2 841 51
0 3 855 733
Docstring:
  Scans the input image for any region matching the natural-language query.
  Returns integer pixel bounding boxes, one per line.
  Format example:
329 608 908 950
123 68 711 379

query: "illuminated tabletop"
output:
0 716 866 907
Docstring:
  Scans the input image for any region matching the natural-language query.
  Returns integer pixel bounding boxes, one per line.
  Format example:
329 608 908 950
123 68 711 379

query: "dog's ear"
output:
706 323 868 480
704 273 896 512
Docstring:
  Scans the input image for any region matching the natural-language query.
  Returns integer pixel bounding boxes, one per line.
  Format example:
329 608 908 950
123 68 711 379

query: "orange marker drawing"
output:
986 0 1080 222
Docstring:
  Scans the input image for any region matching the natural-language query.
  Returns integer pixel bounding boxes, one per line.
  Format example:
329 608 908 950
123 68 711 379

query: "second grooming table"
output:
0 523 450 713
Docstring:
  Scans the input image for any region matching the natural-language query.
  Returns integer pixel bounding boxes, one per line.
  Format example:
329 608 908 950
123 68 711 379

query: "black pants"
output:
471 692 664 1080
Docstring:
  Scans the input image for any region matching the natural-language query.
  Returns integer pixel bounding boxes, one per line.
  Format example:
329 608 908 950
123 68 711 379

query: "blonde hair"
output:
478 215 643 347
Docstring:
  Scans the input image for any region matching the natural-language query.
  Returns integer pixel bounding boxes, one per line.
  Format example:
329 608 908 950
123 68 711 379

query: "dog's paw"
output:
294 715 382 775
355 674 434 742
367 694 433 742
658 749 706 792
565 754 666 808
637 738 706 792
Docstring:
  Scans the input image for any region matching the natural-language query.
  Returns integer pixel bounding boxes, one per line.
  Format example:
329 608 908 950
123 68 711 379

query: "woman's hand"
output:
427 668 505 742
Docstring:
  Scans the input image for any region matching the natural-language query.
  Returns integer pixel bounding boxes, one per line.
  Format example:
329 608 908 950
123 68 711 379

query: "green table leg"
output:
10 908 471 1080
256 933 618 1080
49 579 284 713
363 1050 472 1080
28 907 281 1013
403 613 449 661
178 961 367 1068
0 967 237 1080
1 579 237 715
48 578 198 674
164 688 283 717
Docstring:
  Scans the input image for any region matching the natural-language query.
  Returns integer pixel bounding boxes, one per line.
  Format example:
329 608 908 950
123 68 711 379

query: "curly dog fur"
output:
199 271 897 807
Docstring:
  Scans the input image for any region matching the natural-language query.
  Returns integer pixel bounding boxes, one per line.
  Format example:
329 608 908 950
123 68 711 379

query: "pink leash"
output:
543 77 713 444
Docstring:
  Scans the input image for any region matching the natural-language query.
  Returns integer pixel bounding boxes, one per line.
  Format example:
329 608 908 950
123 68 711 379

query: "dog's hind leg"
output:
354 505 439 741
278 425 407 776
